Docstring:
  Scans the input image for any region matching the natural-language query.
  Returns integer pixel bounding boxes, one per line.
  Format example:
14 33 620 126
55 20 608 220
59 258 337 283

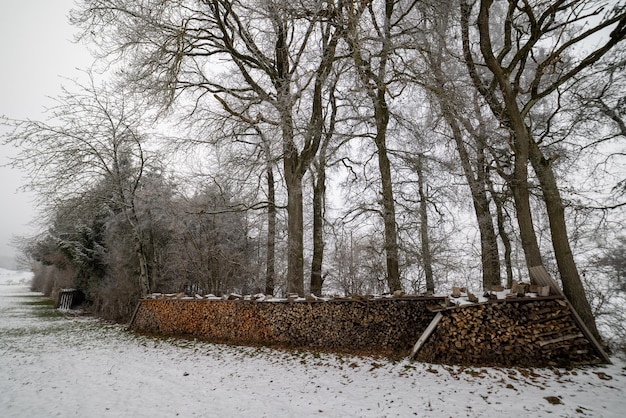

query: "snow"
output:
1 269 625 417
0 268 32 286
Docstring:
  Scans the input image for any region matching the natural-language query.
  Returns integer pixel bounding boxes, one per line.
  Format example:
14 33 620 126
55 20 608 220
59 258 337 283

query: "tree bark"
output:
275 18 304 296
488 180 514 288
278 13 339 296
374 0 402 292
450 121 502 289
307 45 339 297
342 0 403 292
437 97 501 288
283 141 304 295
426 11 502 289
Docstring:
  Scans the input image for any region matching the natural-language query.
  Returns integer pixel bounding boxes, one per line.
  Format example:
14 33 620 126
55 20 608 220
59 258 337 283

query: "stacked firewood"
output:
269 299 442 353
415 298 601 367
134 299 278 343
131 293 603 366
130 297 447 356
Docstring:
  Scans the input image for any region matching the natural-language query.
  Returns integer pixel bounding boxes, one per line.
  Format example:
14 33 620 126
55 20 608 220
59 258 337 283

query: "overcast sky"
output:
0 1 93 260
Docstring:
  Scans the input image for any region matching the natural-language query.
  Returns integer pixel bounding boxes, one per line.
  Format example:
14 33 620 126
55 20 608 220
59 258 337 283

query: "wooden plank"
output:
410 312 443 359
529 266 562 296
529 265 611 364
538 333 584 347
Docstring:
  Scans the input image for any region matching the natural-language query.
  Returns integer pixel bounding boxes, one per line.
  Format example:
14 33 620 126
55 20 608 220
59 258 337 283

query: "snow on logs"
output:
129 292 606 366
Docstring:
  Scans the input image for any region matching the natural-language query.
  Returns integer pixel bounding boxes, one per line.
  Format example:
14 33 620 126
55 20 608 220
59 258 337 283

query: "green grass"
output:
31 308 65 319
1 323 69 338
23 299 56 307
20 297 65 319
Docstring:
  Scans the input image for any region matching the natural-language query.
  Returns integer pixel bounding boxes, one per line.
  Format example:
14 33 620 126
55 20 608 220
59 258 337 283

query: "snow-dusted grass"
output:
1 269 625 417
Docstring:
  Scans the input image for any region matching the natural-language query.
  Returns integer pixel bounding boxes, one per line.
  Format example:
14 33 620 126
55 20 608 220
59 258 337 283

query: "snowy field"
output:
1 268 625 417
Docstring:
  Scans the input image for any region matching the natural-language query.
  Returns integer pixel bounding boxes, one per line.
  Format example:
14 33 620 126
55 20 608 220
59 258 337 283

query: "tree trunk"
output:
441 107 501 288
376 149 401 292
509 161 544 270
474 140 502 289
307 41 338 297
284 153 304 296
265 165 276 296
345 0 402 293
310 168 326 296
428 44 501 288
281 102 305 296
529 140 602 342
416 155 434 292
489 182 514 288
474 0 544 272
135 237 150 296
276 20 304 296
374 99 402 292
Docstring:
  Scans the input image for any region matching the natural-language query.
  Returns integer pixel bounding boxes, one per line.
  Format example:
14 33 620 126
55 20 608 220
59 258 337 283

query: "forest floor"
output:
1 268 625 418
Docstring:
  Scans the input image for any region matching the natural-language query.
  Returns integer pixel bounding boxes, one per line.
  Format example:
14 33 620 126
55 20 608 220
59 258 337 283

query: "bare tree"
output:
340 0 422 292
165 187 255 295
193 110 281 295
460 0 626 340
2 76 156 296
326 225 388 295
569 49 626 209
264 135 278 296
424 53 503 288
74 0 344 295
414 154 435 292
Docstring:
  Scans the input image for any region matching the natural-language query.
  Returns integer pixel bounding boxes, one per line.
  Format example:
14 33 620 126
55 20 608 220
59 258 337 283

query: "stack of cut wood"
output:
130 297 447 356
414 298 601 367
131 291 604 366
269 299 442 353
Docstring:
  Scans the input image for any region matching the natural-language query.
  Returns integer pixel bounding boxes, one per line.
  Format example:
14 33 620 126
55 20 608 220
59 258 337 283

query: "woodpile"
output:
131 287 607 366
269 299 443 353
130 296 447 356
414 298 603 367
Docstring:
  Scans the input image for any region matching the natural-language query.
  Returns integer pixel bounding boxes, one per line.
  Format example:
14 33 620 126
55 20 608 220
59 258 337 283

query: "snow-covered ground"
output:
1 268 625 417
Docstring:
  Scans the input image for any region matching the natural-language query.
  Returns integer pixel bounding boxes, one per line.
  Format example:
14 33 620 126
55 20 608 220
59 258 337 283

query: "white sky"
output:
0 1 93 261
